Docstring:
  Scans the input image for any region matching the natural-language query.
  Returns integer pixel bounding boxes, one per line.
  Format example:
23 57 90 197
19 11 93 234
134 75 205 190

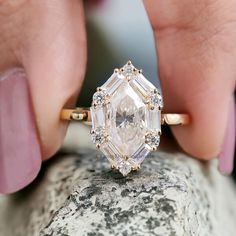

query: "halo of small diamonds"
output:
90 61 163 176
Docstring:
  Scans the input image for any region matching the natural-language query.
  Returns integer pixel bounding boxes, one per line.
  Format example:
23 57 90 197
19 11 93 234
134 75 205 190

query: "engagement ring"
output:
61 61 190 176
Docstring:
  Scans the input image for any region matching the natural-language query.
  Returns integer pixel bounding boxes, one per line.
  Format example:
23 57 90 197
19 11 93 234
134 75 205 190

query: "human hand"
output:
0 0 235 194
144 0 235 172
0 1 87 193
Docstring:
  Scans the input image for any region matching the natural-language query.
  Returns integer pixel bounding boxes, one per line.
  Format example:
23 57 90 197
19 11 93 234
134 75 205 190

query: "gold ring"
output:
61 61 190 176
61 108 190 126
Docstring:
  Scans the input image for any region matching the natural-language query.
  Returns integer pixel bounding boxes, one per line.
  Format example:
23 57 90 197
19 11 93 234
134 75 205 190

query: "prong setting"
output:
114 68 119 73
145 131 161 151
90 61 163 177
145 89 163 111
91 127 108 148
120 61 140 80
92 89 110 107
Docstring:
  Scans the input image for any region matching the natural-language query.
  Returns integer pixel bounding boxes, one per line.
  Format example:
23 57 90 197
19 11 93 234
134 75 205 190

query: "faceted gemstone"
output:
90 106 107 128
92 90 107 106
102 73 124 95
146 110 161 130
130 144 151 166
149 93 163 110
90 62 163 176
129 74 156 97
109 80 146 157
121 62 135 78
145 132 160 150
102 141 123 166
91 127 107 146
117 161 132 176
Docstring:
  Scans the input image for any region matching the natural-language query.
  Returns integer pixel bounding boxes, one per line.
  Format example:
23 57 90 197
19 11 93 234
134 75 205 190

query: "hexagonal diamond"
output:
90 61 163 176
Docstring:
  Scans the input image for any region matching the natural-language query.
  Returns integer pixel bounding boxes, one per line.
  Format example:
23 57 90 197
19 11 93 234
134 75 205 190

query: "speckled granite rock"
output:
0 125 236 236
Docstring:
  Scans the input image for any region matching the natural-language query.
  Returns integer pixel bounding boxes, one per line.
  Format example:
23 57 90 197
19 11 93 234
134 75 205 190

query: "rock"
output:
0 125 236 236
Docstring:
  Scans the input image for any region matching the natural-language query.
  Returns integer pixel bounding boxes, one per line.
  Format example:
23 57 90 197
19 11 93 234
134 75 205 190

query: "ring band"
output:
60 61 190 176
60 108 190 126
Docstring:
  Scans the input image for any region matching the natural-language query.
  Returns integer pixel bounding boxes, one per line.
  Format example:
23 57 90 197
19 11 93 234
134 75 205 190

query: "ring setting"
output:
61 61 190 176
90 61 163 176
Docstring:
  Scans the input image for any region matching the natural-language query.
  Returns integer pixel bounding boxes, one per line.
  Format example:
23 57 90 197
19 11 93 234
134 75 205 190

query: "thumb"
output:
144 0 236 160
22 0 87 159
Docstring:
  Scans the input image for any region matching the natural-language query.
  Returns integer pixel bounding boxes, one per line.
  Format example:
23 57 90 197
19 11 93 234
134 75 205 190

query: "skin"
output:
0 0 87 159
0 0 235 166
144 0 236 159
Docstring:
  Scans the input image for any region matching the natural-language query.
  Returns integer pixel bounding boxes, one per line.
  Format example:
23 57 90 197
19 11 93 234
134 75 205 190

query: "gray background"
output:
78 0 159 106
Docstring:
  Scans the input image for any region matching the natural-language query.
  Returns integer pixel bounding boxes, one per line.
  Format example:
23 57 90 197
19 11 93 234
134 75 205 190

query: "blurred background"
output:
78 0 159 106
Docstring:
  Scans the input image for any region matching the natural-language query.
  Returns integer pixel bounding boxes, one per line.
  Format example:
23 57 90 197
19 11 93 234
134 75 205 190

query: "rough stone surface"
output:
0 125 236 236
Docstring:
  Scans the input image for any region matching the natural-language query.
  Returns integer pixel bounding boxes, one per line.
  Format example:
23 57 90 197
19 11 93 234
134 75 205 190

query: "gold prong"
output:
158 130 162 136
138 69 143 74
111 165 116 169
96 144 101 149
132 165 141 171
96 87 102 92
150 105 155 110
126 77 132 82
153 89 158 94
124 156 129 161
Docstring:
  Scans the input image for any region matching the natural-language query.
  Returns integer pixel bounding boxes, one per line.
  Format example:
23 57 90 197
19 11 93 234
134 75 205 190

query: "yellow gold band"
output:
60 108 190 126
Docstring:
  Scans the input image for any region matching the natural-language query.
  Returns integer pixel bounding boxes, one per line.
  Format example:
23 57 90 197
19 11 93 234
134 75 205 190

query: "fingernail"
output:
0 68 41 194
218 99 235 175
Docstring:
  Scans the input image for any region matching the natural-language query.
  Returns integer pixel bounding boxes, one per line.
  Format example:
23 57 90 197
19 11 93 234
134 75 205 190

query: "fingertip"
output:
21 0 87 160
171 125 219 160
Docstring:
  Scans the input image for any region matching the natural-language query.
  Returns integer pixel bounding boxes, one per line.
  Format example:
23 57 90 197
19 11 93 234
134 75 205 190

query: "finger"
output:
144 0 236 160
21 0 87 159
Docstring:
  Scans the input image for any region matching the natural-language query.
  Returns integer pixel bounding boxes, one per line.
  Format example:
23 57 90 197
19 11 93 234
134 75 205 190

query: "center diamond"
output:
90 61 163 176
110 81 146 157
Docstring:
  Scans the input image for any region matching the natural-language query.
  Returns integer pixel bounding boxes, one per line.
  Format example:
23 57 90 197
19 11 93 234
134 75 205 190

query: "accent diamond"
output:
92 90 107 107
148 91 163 110
145 132 160 150
121 61 137 80
90 61 163 176
91 127 107 148
118 161 132 177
